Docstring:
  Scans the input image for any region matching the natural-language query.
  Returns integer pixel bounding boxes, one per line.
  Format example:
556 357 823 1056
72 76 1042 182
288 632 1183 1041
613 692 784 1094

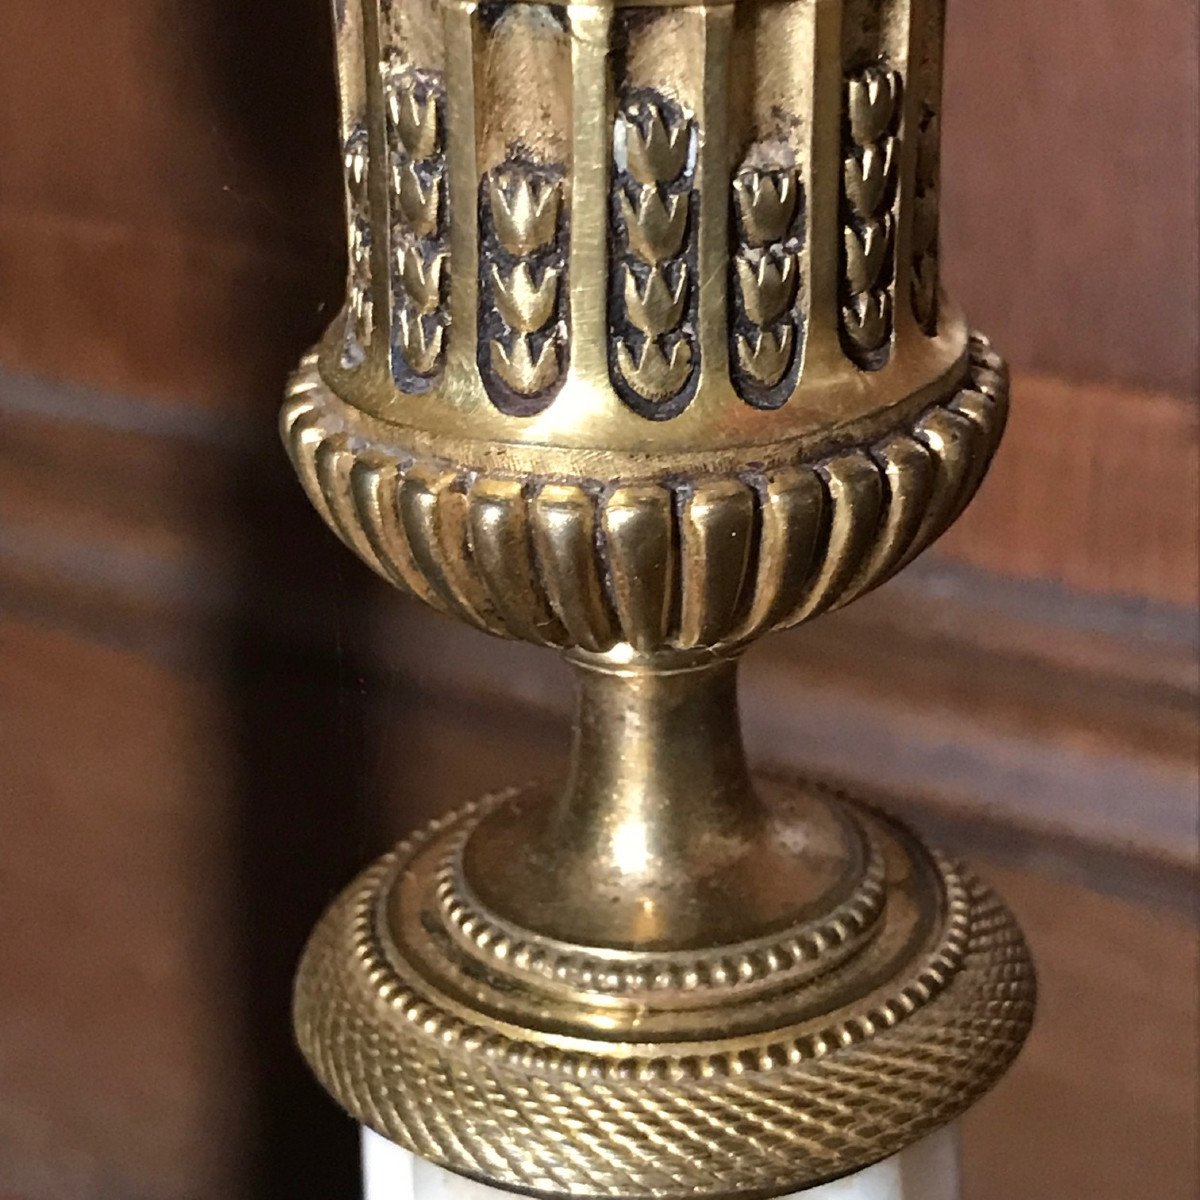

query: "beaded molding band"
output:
434 796 888 1004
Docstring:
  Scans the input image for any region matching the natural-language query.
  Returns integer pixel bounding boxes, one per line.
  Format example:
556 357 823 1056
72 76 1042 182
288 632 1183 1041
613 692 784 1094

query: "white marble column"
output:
362 1125 960 1200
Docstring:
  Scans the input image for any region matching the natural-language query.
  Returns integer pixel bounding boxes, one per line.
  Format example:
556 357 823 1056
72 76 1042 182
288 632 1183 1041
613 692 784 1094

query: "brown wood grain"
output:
0 0 1195 398
1 2 1196 611
0 2 341 243
1 369 1194 1196
0 618 250 1199
1 615 1195 1200
4 361 1194 621
0 207 335 418
963 862 1199 1200
945 0 1199 397
1 366 1195 870
0 0 342 407
941 374 1200 607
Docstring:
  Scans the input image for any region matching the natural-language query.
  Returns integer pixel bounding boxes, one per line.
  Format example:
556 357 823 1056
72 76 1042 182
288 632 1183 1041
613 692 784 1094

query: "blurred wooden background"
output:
0 2 1196 1199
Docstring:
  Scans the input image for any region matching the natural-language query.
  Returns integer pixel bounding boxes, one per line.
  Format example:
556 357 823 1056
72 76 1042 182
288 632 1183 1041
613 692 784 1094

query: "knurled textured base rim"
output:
293 788 1036 1199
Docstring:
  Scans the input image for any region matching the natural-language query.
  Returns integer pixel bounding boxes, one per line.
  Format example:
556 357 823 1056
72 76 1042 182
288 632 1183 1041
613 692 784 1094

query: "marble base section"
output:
362 1125 960 1200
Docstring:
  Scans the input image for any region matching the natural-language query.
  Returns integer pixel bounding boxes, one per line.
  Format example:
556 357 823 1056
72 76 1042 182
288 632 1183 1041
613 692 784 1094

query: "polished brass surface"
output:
287 1 1035 1195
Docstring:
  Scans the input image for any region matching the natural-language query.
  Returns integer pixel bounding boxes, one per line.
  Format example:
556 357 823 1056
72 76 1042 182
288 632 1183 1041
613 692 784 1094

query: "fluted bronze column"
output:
284 2 1035 1195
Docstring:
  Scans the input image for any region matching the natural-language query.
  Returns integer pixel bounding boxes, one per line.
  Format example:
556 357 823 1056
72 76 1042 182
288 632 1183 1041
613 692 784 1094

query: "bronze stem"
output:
556 653 759 879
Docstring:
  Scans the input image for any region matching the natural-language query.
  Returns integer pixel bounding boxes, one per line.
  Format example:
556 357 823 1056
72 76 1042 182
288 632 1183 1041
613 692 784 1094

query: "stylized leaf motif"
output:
911 104 941 335
841 65 900 364
736 326 794 388
480 165 564 405
616 338 693 401
388 83 438 161
842 292 891 349
398 245 445 315
733 170 798 247
623 102 690 185
488 172 561 257
728 163 804 403
843 143 894 218
736 253 798 328
491 335 559 396
848 67 899 145
384 66 447 382
611 93 696 409
492 262 560 334
623 265 688 337
397 163 441 237
620 188 688 264
344 134 369 199
340 126 374 368
399 308 443 376
842 217 892 295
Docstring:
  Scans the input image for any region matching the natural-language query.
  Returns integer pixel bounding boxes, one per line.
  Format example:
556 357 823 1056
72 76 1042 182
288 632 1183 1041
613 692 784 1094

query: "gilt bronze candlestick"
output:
284 1 1035 1195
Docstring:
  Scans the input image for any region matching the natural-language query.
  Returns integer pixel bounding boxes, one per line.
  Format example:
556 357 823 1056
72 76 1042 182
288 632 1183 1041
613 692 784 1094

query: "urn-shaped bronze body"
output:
285 2 1035 1195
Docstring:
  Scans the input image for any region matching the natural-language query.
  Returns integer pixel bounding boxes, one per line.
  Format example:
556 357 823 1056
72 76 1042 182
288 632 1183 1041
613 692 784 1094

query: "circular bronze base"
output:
293 778 1035 1199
